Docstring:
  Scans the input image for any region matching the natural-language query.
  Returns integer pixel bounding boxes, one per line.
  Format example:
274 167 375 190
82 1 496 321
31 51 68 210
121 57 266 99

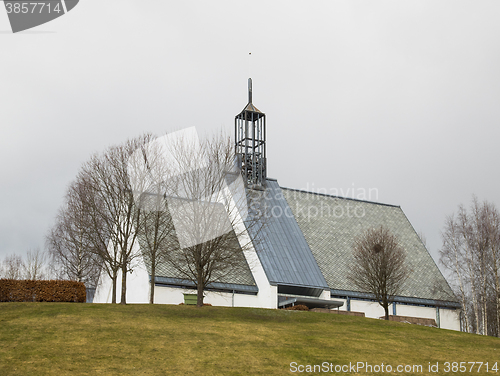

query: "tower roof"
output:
236 103 264 119
235 78 265 120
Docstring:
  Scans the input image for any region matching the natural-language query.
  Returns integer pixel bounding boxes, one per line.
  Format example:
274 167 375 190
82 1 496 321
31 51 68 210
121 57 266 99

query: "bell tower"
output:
235 78 266 189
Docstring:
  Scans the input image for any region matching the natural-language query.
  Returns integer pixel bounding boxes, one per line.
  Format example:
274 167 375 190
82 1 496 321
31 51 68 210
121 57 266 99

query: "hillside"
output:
0 303 498 375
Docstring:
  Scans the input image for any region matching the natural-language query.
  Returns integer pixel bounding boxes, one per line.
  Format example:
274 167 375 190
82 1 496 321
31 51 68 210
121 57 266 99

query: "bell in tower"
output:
235 78 267 189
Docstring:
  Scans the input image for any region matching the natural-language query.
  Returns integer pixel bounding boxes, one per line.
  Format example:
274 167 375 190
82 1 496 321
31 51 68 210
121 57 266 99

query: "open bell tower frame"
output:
235 78 266 189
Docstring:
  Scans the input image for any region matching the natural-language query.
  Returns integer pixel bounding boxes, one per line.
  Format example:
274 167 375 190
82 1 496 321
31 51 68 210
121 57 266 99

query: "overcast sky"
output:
1 1 500 271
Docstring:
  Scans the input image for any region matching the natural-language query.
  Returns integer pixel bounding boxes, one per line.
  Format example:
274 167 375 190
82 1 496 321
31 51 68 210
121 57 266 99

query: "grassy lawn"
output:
0 303 498 375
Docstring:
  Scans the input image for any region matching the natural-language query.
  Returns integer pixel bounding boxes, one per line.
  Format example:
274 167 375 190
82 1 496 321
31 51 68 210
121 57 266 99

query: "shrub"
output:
284 304 309 311
0 279 86 303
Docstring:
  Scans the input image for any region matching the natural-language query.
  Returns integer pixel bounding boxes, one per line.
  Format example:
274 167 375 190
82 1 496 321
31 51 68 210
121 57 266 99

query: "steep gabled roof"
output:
137 178 458 305
281 187 458 304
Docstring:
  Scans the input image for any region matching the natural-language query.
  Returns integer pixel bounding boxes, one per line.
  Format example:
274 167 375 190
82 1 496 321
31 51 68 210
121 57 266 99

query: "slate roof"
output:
245 179 329 289
138 230 257 289
281 187 458 304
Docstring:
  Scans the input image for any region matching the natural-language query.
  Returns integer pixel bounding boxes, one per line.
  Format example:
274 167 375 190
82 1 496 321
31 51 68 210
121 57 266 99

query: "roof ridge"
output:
279 186 400 208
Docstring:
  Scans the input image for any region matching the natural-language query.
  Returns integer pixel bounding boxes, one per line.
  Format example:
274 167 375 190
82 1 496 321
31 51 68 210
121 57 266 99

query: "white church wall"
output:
93 242 150 304
334 298 348 311
230 199 277 309
395 304 436 320
154 286 184 305
93 268 113 303
94 254 277 308
119 254 150 304
342 299 460 331
92 232 278 307
153 285 277 308
394 304 460 331
254 284 278 309
350 300 386 318
348 300 460 331
439 308 461 331
93 239 117 303
351 299 384 319
318 290 331 301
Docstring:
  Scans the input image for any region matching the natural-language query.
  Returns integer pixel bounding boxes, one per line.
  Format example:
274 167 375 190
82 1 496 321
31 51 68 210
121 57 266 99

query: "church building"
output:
94 80 461 331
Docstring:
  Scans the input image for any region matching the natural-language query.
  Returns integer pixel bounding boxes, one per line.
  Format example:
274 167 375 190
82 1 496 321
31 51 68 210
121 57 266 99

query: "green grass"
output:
0 303 498 375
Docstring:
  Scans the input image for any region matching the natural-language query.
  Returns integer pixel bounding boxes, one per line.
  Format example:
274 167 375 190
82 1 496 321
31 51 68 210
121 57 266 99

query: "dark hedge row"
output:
284 304 309 311
0 279 86 303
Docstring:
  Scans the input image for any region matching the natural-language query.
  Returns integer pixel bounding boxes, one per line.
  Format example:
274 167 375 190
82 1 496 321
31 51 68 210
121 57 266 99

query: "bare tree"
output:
81 134 153 304
22 248 47 280
46 179 101 287
349 226 410 320
136 193 175 304
484 203 500 336
1 254 24 280
79 166 121 304
49 134 154 304
458 203 483 333
49 129 263 308
417 230 427 248
440 197 500 336
160 132 264 307
441 214 471 332
128 136 176 304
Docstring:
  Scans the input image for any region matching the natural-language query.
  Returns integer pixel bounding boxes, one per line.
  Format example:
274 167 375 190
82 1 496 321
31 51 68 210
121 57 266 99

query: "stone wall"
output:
382 315 437 327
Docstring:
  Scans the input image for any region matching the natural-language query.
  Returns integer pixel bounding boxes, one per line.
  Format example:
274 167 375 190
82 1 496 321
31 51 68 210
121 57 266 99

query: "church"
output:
94 80 461 331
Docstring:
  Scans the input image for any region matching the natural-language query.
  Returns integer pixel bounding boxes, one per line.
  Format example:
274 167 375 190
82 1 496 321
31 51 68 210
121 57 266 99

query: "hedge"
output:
0 279 86 303
284 304 309 311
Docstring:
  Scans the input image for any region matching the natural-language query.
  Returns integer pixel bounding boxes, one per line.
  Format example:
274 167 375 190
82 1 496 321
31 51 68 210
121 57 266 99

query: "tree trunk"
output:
472 291 480 334
120 263 127 305
482 295 488 336
482 258 488 335
111 269 117 304
452 237 469 332
149 263 155 304
496 294 500 337
495 272 500 337
383 297 389 320
196 281 204 307
465 247 480 333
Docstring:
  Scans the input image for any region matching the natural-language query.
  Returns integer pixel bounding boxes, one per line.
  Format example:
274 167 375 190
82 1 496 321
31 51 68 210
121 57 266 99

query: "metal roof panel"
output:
246 180 329 289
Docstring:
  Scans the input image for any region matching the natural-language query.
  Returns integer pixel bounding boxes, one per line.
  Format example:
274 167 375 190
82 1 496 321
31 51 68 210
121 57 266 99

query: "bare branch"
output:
349 226 410 320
